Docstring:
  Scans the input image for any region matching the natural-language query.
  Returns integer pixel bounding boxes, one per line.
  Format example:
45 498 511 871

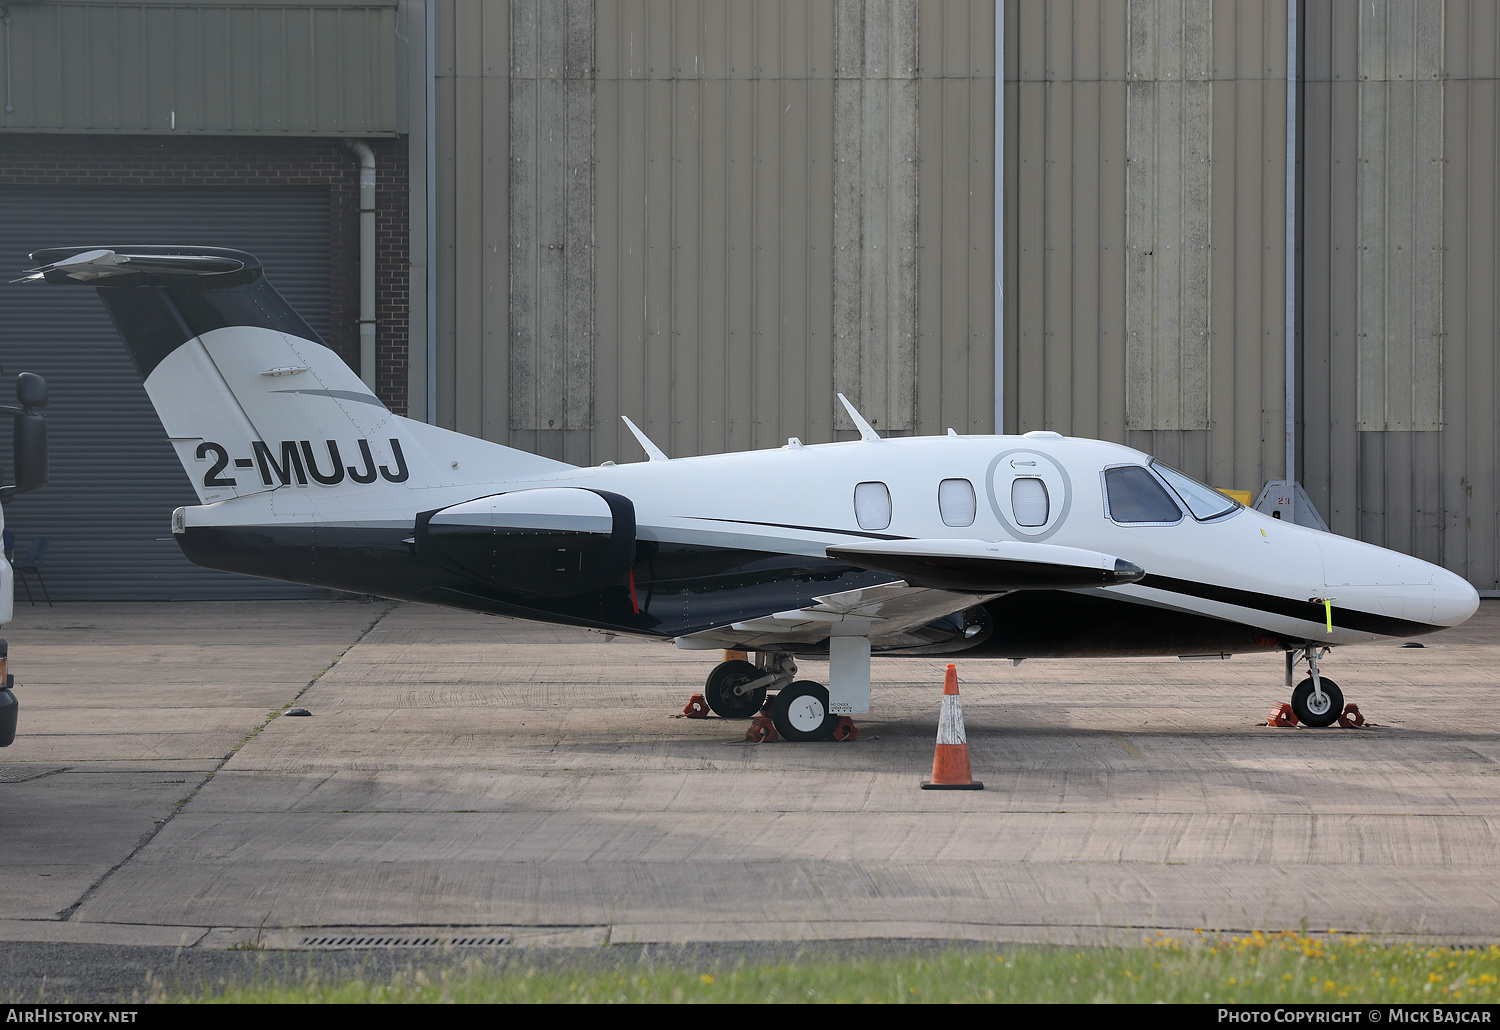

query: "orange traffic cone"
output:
921 664 983 790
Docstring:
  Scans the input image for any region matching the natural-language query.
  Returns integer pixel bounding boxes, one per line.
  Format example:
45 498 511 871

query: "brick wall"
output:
0 134 410 414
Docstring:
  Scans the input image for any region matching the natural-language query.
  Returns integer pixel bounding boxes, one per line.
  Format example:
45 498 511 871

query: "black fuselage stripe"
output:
1136 573 1436 637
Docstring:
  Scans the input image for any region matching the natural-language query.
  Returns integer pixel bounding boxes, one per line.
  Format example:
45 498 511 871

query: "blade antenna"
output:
620 415 669 461
836 393 881 442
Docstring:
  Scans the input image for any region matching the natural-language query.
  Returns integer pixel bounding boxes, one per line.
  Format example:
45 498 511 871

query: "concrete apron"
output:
1 598 1497 949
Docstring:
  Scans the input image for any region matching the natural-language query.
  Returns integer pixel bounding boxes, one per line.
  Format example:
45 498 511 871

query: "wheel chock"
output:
827 716 859 742
681 693 711 719
1266 703 1299 727
744 714 780 743
1337 703 1366 728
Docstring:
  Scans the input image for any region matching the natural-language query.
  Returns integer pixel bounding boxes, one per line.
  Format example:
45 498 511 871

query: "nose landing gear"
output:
1286 645 1344 727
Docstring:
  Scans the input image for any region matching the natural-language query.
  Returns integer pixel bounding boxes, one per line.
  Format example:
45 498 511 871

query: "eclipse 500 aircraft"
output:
22 245 1481 741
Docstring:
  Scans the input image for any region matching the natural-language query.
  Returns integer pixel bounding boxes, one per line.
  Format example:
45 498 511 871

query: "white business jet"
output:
21 246 1480 741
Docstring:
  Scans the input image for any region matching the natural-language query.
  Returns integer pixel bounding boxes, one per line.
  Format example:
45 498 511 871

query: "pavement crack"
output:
54 602 398 923
0 766 69 784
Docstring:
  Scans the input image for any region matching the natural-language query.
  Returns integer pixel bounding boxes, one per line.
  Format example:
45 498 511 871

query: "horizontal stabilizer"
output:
827 539 1144 592
24 246 258 288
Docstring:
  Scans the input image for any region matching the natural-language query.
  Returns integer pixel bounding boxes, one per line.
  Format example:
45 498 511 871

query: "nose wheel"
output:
1291 675 1343 727
1286 644 1344 727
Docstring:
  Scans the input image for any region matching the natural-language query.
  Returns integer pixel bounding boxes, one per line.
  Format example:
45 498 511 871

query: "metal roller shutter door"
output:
0 186 331 599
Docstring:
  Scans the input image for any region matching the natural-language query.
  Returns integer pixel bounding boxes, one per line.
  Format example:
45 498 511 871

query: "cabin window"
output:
938 478 976 527
1011 478 1049 527
1103 466 1183 524
854 481 892 531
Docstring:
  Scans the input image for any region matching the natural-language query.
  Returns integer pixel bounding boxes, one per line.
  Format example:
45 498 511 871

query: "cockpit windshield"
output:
1152 462 1240 521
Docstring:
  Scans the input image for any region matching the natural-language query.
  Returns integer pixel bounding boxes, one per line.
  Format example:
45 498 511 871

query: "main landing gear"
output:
1286 644 1344 728
771 681 836 743
700 653 841 742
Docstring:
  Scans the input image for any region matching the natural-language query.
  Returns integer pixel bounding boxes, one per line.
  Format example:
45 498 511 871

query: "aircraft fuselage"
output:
173 428 1478 659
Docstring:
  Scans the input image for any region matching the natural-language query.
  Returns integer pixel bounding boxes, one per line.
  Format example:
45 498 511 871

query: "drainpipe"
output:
424 0 437 423
1283 0 1298 523
345 139 377 392
994 1 1004 436
4 6 14 115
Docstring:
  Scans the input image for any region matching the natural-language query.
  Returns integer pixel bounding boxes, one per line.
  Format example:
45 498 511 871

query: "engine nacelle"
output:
415 488 636 597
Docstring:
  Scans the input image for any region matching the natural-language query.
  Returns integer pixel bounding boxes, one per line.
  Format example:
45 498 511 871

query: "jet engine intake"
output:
416 488 636 597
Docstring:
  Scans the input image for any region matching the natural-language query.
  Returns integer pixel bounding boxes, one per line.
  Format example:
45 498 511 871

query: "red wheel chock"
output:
681 693 711 719
744 714 780 743
1266 703 1299 727
1266 701 1367 728
827 717 859 742
740 695 857 743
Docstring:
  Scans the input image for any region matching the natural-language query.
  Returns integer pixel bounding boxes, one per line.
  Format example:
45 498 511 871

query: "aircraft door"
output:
986 449 1072 541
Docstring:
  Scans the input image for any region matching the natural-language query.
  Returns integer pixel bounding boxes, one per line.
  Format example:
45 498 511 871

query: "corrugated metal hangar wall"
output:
1005 0 1291 500
1004 0 1500 593
1301 0 1500 590
2 1 1499 595
427 0 998 466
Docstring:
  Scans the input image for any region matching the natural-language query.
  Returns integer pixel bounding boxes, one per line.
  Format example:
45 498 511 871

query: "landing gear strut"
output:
702 652 796 719
1287 644 1343 728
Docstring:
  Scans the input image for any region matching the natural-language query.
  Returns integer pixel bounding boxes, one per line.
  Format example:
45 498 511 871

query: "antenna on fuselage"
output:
837 393 881 442
620 415 669 461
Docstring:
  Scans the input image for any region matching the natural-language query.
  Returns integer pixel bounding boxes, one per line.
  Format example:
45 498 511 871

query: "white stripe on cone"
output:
937 693 966 746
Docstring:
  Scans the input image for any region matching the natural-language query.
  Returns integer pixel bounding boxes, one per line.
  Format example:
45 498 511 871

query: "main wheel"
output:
771 681 837 742
1291 676 1343 727
703 660 766 719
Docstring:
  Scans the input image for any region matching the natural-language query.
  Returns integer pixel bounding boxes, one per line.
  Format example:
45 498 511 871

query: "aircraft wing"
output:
826 538 1144 592
674 539 1143 651
674 578 1003 650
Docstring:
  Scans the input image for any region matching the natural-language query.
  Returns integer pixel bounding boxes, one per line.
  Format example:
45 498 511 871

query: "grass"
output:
161 932 1500 1004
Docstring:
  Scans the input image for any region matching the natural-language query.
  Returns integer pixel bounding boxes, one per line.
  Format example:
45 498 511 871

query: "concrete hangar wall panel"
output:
0 185 328 600
1303 0 1500 591
432 0 998 465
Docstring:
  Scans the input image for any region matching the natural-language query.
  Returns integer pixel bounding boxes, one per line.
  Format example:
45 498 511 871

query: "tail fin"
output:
27 246 572 504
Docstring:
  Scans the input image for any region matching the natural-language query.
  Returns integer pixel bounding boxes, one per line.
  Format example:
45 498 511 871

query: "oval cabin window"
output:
854 481 892 531
938 478 976 527
1011 477 1049 527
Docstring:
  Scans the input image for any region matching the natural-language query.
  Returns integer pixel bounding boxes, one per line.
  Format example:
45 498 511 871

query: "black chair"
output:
13 536 51 607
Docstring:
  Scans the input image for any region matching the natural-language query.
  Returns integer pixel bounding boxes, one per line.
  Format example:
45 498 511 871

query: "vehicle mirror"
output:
16 372 47 412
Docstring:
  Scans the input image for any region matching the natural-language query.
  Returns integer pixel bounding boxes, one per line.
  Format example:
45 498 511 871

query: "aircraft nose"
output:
1431 566 1480 627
